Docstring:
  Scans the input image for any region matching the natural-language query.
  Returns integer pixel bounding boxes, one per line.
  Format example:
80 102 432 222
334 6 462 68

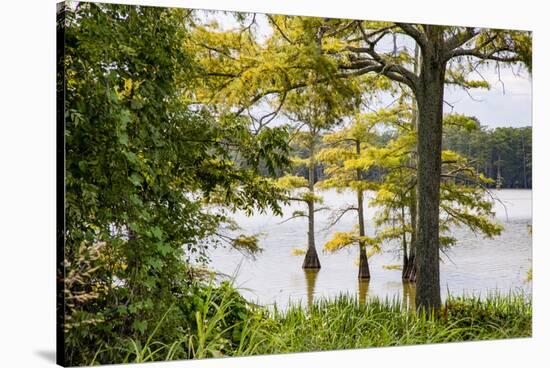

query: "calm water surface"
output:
208 189 532 308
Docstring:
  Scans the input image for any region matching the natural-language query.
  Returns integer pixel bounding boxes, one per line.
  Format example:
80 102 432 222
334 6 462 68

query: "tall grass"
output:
97 289 531 365
255 293 531 354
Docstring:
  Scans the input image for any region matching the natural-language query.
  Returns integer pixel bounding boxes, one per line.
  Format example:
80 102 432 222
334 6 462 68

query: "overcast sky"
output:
443 67 531 128
199 10 532 129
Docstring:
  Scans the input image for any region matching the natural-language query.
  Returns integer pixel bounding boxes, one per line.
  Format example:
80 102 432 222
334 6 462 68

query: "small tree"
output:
317 114 381 279
277 85 361 269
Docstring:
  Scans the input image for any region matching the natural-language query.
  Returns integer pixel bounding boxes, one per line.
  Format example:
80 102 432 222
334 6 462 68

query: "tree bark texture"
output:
413 29 446 311
302 198 321 269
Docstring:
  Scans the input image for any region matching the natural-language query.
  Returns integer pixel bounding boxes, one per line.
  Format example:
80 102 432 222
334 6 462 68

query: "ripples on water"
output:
208 189 532 308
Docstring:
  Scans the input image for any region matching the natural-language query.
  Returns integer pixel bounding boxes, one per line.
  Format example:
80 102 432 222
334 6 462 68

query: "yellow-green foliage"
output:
275 177 323 203
190 12 377 115
301 191 324 204
316 113 380 192
443 114 481 131
290 156 310 168
343 155 375 172
445 67 490 90
360 103 504 248
232 235 262 255
441 149 466 163
324 231 380 253
316 147 356 166
290 248 306 256
383 264 403 271
325 232 356 252
276 175 308 189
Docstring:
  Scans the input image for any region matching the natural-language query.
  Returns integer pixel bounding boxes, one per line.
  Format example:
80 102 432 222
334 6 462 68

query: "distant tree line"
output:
279 122 532 191
443 122 532 189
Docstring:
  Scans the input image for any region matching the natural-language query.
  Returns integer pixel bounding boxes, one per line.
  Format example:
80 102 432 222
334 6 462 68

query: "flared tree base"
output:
358 253 370 279
302 247 321 269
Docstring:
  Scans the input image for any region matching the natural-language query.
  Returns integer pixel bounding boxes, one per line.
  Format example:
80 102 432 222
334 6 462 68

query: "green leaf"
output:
132 320 147 334
148 258 164 270
129 222 140 233
157 242 172 256
129 193 142 206
151 226 163 240
129 172 143 187
131 99 143 110
124 151 138 164
119 109 131 128
78 160 88 172
118 132 129 146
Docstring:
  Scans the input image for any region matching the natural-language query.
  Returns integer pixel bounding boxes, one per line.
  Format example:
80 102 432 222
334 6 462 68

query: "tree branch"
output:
267 15 293 44
355 22 396 44
445 39 521 63
324 205 358 230
325 20 357 38
278 211 307 224
338 54 417 89
395 23 428 49
444 27 480 53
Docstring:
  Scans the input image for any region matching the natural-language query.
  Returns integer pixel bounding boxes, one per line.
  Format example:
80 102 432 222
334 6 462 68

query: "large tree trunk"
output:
356 141 370 279
414 31 446 311
303 134 321 269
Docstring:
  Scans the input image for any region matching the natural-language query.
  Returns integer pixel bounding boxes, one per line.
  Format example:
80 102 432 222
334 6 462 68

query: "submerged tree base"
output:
302 247 321 269
358 254 371 280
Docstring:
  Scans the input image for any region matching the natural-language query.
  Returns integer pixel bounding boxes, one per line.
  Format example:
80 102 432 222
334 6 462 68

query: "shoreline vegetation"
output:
90 282 532 365
59 2 532 366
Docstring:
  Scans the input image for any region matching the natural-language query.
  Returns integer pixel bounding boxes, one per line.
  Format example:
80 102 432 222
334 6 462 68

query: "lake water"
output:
208 189 532 309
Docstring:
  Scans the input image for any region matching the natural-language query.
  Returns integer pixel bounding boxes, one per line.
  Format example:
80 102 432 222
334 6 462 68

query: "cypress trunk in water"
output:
303 139 321 269
356 141 370 279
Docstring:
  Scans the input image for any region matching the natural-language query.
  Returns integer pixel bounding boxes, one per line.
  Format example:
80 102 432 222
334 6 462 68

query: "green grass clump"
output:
243 293 531 355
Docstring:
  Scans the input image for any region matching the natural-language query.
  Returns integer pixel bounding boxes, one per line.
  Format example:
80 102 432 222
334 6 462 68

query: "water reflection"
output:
304 269 319 310
358 280 370 305
402 281 416 310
